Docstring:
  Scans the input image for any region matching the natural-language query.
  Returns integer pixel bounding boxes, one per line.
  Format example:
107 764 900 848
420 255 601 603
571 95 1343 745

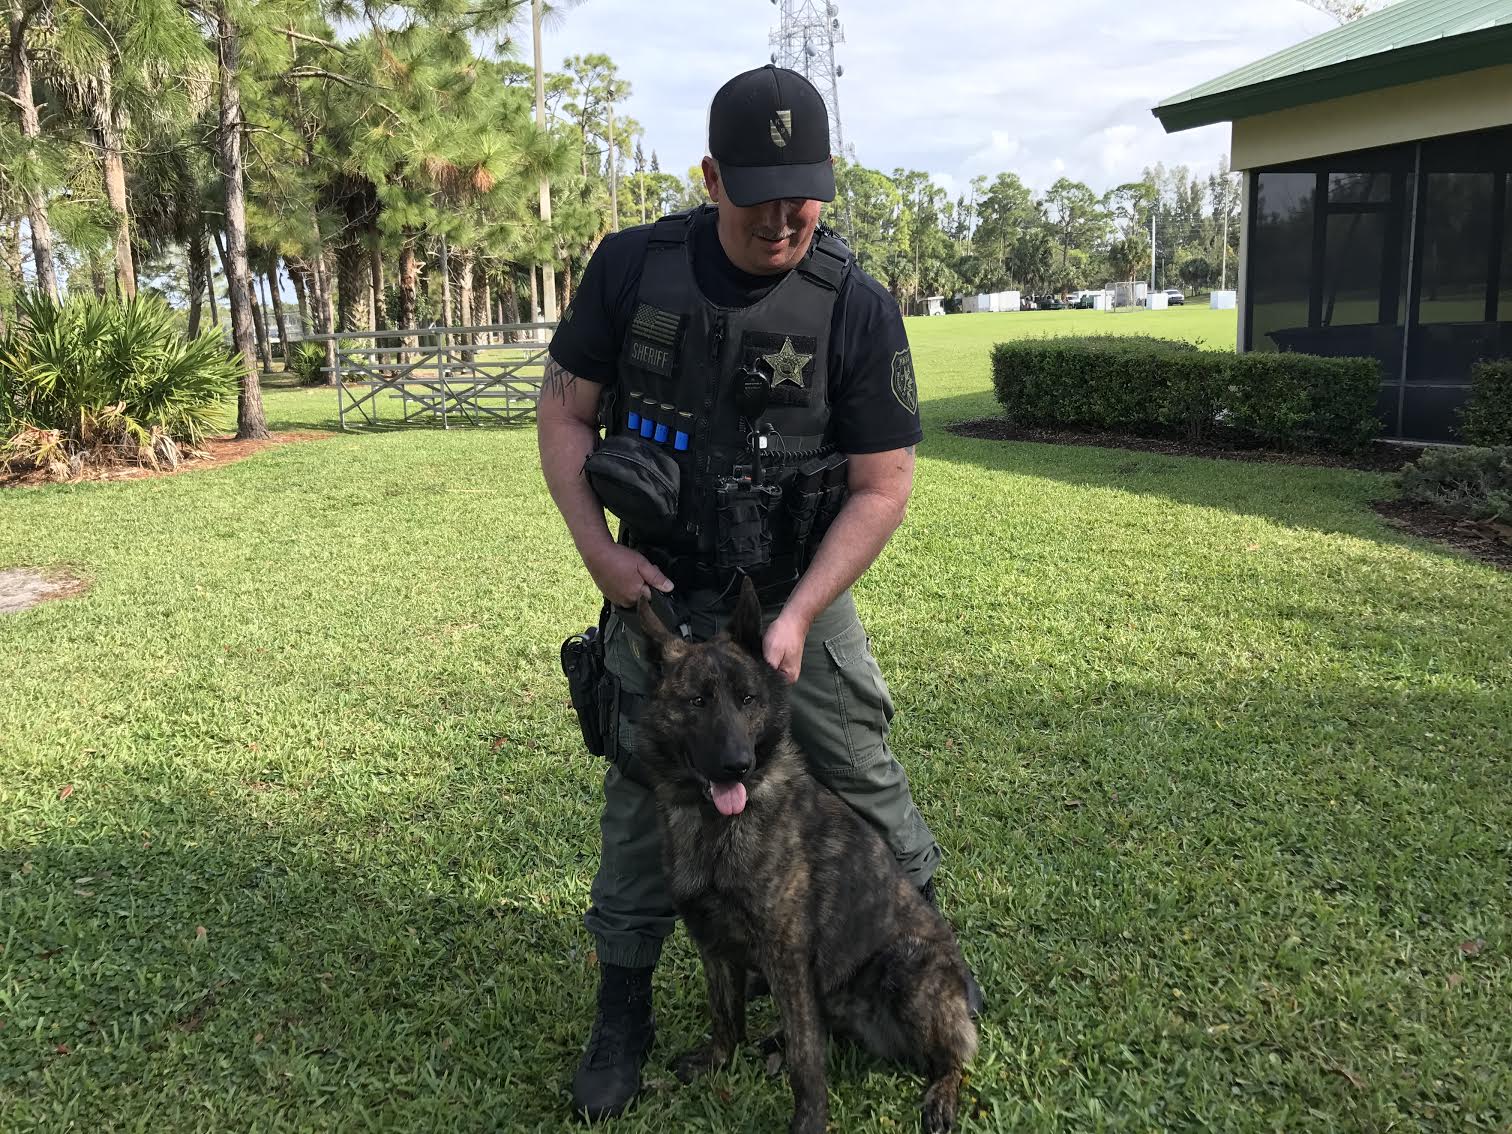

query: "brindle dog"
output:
634 578 977 1134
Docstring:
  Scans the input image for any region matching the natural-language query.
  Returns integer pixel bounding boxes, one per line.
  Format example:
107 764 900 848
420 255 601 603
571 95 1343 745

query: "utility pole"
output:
1221 194 1230 291
1150 205 1157 292
532 0 557 322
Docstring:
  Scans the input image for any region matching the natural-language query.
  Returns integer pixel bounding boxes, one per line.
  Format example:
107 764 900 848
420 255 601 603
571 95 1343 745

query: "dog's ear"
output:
636 595 687 669
727 576 764 659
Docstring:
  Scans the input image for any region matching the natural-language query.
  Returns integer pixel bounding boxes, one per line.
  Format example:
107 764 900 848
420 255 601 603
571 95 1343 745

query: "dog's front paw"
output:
921 1082 958 1133
674 1042 728 1084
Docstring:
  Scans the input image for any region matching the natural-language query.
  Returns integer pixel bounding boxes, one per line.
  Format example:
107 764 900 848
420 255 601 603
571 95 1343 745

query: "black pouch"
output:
715 477 782 571
812 452 850 544
784 456 828 550
560 621 608 756
583 434 681 542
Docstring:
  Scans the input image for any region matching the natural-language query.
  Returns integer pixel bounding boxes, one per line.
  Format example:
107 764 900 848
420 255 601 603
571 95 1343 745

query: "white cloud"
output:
546 0 1338 199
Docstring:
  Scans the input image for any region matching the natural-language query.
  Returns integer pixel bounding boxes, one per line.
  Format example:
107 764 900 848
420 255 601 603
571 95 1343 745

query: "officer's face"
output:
702 158 823 276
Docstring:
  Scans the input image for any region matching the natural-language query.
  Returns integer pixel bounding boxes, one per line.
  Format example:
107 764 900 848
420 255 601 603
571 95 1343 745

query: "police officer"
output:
538 65 980 1121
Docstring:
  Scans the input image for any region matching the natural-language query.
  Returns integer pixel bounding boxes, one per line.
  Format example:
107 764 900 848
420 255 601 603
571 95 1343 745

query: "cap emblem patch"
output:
769 109 792 148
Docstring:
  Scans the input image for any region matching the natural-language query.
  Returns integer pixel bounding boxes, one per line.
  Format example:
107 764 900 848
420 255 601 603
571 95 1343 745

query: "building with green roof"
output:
1153 0 1512 442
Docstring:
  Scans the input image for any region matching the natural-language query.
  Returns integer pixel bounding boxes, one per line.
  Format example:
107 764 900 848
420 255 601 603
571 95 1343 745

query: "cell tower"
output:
768 0 847 157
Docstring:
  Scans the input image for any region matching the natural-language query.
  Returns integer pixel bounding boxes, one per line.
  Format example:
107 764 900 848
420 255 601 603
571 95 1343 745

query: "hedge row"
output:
990 336 1382 452
1464 360 1512 446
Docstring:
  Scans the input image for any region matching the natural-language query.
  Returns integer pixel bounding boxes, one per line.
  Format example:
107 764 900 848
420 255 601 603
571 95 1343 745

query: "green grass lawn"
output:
3 307 1509 1131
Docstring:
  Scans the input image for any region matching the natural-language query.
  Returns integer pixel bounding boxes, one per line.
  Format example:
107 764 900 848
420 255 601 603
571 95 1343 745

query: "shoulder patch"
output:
890 350 918 414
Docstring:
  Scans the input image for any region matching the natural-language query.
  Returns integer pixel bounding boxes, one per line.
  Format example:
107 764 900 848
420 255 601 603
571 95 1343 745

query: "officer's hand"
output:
762 613 807 685
585 543 674 609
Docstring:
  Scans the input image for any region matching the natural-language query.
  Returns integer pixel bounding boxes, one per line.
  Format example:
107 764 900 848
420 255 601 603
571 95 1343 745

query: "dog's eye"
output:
741 694 756 706
690 696 706 708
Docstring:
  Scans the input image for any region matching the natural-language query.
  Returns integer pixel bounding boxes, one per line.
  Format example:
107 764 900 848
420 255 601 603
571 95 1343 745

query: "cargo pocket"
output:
822 618 896 771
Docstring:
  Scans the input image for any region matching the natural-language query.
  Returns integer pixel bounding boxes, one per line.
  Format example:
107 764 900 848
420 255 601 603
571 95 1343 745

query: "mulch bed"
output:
946 418 1426 473
949 417 1511 571
1371 500 1512 572
0 431 331 488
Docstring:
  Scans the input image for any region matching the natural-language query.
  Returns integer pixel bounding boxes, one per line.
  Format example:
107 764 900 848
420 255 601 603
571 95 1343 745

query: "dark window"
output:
1244 126 1512 440
1249 173 1315 353
1418 173 1494 325
1501 174 1512 320
1323 211 1389 326
1328 172 1391 204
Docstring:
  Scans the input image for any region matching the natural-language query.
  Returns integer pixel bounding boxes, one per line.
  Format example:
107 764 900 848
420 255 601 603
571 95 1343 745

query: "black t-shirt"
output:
548 209 923 455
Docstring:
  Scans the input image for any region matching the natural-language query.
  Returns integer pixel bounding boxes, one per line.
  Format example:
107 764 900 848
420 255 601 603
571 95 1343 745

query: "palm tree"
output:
7 3 61 299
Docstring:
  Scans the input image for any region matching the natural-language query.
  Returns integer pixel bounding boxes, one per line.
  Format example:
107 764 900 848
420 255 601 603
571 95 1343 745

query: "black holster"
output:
560 602 611 757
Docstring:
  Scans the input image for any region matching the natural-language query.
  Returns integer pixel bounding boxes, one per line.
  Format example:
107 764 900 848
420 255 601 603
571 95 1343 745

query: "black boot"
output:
572 963 656 1121
921 877 986 1020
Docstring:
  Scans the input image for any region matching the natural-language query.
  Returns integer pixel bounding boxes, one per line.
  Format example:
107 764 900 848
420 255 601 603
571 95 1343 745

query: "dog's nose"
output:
718 749 752 779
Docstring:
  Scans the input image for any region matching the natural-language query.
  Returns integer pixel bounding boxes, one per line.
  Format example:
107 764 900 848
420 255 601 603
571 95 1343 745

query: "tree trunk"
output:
89 258 108 298
267 260 289 365
398 232 419 360
186 235 206 337
291 263 310 334
9 7 59 301
456 247 474 347
0 220 19 330
608 102 619 232
561 258 573 310
334 235 369 332
528 262 539 323
369 233 385 331
531 0 557 322
506 267 521 325
438 237 454 330
249 265 273 372
91 64 136 299
306 222 338 385
214 3 268 440
478 266 491 345
205 236 220 325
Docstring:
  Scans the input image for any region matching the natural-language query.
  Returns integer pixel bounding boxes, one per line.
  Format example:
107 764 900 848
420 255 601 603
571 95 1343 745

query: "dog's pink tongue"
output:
710 781 748 817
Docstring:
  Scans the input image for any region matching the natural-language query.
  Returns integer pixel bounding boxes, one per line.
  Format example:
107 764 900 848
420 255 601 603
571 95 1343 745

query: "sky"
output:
544 0 1338 197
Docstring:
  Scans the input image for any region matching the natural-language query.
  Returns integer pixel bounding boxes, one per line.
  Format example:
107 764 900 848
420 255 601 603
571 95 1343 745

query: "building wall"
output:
1231 65 1512 171
1237 169 1252 355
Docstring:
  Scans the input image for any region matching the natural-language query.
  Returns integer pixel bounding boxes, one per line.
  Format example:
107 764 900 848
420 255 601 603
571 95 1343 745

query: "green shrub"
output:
290 340 327 386
991 336 1200 435
990 336 1381 452
1226 353 1381 451
1399 446 1512 522
0 291 239 477
1463 359 1512 446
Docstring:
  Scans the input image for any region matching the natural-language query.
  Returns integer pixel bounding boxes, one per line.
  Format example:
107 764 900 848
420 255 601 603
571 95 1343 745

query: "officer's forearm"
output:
538 400 615 562
780 488 906 630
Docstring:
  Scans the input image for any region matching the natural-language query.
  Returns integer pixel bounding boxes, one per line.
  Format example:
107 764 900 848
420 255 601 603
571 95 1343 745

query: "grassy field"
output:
2 306 1509 1131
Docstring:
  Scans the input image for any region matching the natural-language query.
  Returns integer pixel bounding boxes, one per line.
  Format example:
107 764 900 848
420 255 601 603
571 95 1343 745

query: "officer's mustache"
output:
752 228 796 242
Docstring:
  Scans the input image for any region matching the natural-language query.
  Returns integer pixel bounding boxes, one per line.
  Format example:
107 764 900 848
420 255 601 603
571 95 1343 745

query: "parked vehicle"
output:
1034 295 1065 310
1164 288 1185 306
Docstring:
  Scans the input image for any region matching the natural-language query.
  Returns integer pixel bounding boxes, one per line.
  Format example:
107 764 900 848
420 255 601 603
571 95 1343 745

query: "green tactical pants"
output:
584 588 942 970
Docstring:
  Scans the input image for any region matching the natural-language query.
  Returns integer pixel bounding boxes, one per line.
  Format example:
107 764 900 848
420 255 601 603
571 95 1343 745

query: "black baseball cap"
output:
708 65 836 207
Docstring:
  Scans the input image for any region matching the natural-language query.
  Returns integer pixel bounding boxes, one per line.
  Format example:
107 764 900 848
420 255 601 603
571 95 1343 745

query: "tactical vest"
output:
607 206 852 595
